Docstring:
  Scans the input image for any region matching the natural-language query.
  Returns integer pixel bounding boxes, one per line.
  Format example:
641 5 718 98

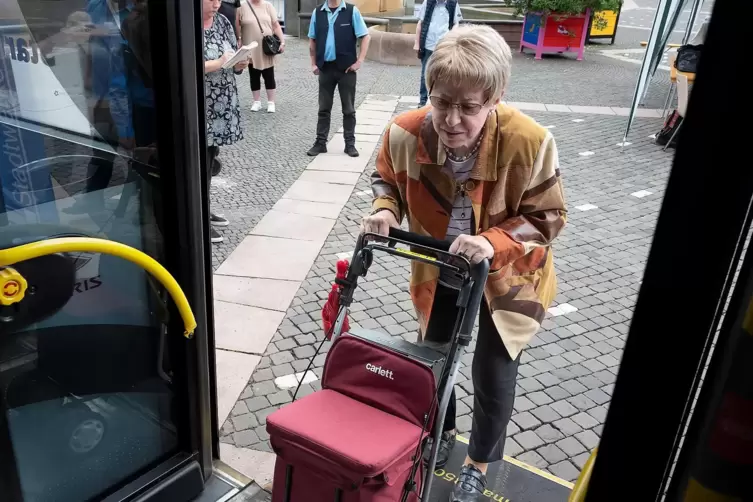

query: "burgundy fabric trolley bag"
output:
266 228 489 502
267 332 437 501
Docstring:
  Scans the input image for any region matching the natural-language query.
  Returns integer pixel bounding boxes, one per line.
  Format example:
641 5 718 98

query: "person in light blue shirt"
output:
306 0 370 158
415 0 462 106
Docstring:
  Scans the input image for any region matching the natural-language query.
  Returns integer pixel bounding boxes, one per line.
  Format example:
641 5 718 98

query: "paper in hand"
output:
222 41 258 69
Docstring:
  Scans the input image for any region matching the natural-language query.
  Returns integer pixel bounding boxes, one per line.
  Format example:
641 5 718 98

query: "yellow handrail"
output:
569 448 597 502
0 237 196 338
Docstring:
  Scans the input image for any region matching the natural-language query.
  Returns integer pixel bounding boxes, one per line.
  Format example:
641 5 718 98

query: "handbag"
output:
246 0 281 56
655 109 682 148
675 44 702 73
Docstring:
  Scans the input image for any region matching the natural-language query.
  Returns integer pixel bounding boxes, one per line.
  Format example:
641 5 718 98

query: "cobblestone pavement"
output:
218 95 674 481
210 36 674 269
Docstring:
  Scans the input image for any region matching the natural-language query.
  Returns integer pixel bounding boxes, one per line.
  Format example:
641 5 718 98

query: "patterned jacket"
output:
370 104 567 359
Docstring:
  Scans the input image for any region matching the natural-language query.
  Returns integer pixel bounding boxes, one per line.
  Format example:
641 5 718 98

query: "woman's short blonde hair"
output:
425 25 512 102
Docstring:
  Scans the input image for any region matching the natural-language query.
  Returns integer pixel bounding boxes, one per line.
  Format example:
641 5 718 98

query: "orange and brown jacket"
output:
371 104 567 359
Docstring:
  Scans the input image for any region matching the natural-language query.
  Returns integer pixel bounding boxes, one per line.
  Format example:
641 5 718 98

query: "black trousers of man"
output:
316 62 357 146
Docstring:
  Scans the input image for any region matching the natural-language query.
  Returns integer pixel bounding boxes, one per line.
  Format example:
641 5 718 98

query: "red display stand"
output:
520 9 591 60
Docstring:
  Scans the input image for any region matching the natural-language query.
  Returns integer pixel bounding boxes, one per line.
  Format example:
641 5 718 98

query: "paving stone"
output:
516 450 548 469
504 438 524 457
544 385 571 401
268 390 292 406
527 391 554 406
538 444 567 464
549 460 581 482
231 413 259 431
512 411 542 431
221 421 235 435
275 338 297 351
507 421 521 437
550 399 579 418
272 363 294 377
560 379 588 395
295 333 317 345
571 412 600 429
233 429 260 447
572 452 593 470
255 426 271 442
575 429 601 450
231 401 249 417
553 417 583 436
578 375 604 390
251 381 276 397
456 414 473 433
534 423 565 443
588 406 609 422
456 400 471 416
514 395 536 412
531 405 561 423
255 406 280 424
515 430 545 451
293 345 317 359
535 372 562 387
568 393 597 411
584 388 610 406
518 377 545 393
556 437 587 457
252 368 275 383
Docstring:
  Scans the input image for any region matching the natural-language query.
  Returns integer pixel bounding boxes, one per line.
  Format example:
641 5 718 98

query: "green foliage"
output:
508 0 622 16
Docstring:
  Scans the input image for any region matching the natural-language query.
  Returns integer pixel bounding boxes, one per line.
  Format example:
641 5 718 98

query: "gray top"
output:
439 153 477 289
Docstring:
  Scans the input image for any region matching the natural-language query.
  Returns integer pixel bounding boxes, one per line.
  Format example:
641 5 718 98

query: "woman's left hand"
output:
449 235 494 264
234 59 249 71
279 42 285 53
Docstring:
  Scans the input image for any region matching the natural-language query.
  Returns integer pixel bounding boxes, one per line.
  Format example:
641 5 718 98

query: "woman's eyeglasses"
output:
429 96 485 116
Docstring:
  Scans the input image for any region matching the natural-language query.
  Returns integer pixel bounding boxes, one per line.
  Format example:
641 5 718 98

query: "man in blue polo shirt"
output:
307 0 370 158
414 0 462 107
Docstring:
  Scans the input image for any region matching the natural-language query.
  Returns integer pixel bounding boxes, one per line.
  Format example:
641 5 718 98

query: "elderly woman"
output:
203 0 247 243
239 0 285 113
362 25 567 501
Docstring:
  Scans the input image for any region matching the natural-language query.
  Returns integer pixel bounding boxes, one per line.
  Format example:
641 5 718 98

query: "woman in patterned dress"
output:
203 0 247 243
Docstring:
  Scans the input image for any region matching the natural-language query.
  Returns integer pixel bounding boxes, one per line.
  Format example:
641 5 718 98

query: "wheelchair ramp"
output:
428 436 574 502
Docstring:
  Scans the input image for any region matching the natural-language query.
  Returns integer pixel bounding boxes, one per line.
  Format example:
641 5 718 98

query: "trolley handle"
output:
387 228 451 252
385 228 489 342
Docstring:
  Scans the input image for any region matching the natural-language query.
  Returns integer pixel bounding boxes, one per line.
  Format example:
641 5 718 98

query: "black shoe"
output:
344 144 359 157
211 157 222 176
210 213 229 227
450 464 487 502
423 430 455 469
210 227 223 243
307 142 327 156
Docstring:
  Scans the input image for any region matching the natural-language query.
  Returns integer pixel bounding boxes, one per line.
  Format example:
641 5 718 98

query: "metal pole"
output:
420 359 462 500
682 0 704 44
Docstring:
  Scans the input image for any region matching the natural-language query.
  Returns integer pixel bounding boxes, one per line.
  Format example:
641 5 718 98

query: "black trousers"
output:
85 102 118 201
206 145 219 218
316 62 356 146
249 66 276 91
423 286 521 463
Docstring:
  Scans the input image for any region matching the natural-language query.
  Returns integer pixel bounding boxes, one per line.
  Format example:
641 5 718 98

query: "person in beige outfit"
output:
238 0 285 112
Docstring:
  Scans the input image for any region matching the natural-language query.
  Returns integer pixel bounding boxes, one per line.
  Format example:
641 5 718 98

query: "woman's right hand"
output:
218 50 234 66
361 210 399 237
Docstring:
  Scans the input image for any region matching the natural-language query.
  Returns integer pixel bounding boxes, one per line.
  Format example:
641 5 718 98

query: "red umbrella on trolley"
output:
321 259 350 339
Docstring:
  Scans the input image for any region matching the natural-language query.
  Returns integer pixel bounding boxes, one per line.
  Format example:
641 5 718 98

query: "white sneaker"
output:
267 102 276 113
250 101 262 112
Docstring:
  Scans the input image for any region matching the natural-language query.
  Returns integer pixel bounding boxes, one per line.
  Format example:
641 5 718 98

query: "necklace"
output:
444 128 484 162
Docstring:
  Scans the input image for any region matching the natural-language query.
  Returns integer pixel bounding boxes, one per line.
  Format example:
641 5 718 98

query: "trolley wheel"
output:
61 406 107 456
